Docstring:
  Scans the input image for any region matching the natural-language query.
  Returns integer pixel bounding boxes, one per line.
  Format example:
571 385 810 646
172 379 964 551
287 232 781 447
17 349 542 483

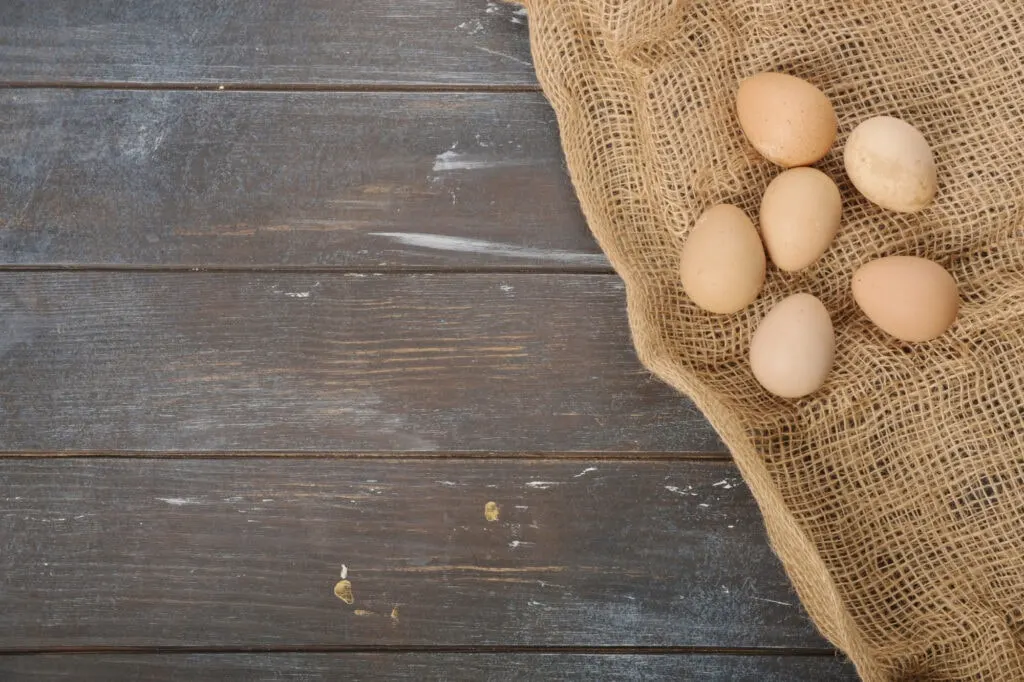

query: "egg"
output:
679 204 766 314
749 293 835 398
736 72 837 167
844 116 936 213
759 168 842 271
852 256 958 342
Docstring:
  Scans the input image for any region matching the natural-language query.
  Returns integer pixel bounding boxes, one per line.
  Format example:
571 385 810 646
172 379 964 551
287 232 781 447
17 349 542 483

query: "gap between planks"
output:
0 451 732 462
0 81 543 94
0 645 841 658
0 265 614 275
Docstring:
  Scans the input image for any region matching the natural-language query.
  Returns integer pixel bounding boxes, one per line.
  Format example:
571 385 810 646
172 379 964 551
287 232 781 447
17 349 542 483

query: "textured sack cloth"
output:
520 1 1024 679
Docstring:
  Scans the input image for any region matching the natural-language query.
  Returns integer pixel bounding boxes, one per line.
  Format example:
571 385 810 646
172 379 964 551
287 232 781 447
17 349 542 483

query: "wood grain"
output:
0 272 721 453
0 90 598 269
0 653 858 680
0 0 845 671
0 458 824 649
0 0 536 87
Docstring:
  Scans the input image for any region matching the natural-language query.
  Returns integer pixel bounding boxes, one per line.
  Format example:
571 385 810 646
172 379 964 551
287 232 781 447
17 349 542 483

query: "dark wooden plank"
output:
0 653 858 681
0 273 721 453
0 458 824 649
0 0 535 87
0 90 598 269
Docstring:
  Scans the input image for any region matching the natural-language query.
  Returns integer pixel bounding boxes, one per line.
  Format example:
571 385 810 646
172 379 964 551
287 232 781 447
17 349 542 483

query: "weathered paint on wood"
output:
0 0 536 87
0 90 598 269
0 273 722 453
0 458 823 649
0 653 858 681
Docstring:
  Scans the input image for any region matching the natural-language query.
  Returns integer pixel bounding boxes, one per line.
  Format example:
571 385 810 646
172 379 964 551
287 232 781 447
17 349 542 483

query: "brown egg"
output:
844 116 936 213
749 293 835 398
679 204 766 314
736 72 837 167
759 168 842 271
852 256 958 342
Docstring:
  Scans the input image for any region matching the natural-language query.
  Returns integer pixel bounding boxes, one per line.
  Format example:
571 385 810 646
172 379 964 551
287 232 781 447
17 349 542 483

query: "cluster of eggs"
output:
679 73 959 399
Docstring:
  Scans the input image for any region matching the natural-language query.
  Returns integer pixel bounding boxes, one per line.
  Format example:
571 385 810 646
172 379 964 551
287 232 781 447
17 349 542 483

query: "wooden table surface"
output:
0 2 857 679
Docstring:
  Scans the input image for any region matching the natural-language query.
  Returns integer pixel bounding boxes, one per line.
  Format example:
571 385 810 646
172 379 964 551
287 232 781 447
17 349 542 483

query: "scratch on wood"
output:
525 481 561 490
173 221 370 237
573 467 597 478
155 497 201 506
751 596 794 607
474 46 531 67
432 149 522 172
369 232 607 266
379 565 564 574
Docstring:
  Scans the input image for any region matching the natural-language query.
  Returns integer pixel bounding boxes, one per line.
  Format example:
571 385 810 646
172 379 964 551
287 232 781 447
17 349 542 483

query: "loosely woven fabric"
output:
520 1 1024 679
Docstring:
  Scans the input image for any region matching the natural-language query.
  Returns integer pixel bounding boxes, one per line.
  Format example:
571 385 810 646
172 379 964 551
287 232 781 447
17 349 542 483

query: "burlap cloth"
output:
519 1 1024 679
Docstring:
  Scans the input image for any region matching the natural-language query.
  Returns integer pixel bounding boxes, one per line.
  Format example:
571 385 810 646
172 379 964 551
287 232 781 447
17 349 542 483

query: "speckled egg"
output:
736 72 837 167
844 116 937 213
